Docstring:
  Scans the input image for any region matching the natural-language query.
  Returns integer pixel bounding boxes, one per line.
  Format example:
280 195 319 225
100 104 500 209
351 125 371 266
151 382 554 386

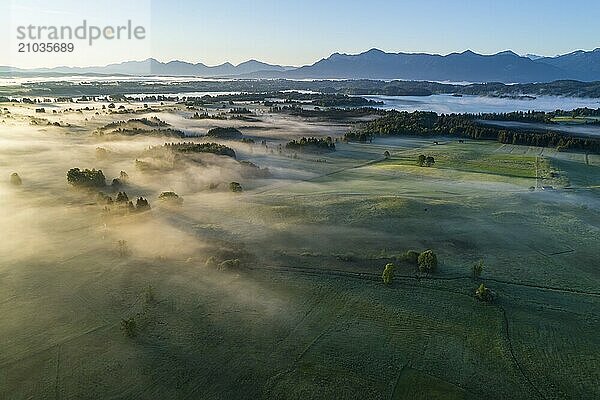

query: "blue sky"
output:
2 0 599 67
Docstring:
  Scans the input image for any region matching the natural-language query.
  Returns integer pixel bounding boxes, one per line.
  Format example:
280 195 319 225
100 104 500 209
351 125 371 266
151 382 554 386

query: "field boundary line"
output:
498 304 547 400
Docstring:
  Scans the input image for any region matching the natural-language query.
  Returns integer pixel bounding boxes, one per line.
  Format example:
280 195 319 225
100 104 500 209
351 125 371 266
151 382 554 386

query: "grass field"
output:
1 100 599 399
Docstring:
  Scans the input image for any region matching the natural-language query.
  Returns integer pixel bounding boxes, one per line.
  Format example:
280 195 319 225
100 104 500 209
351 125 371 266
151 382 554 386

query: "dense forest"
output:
162 142 237 158
286 137 336 152
345 110 600 153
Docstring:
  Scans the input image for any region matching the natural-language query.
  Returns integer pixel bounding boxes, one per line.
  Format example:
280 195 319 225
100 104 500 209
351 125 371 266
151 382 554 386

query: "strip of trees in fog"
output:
345 110 600 153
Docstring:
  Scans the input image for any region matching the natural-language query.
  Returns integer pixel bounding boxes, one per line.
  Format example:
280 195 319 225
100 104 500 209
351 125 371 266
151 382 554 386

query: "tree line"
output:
345 110 600 153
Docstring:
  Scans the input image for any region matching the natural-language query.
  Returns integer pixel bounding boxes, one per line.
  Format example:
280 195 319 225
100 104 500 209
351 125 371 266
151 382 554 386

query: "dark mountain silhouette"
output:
4 58 293 77
267 49 566 83
538 48 600 81
3 48 600 83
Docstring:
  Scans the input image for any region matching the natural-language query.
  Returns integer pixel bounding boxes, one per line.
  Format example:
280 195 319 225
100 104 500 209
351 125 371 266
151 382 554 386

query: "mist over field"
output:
0 87 598 400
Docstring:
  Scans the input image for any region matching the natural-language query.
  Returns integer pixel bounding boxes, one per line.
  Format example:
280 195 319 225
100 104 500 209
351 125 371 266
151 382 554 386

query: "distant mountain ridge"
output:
3 48 600 83
1 58 295 77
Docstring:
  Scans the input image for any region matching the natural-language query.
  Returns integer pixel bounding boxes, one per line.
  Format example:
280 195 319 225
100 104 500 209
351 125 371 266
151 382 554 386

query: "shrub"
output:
418 250 438 274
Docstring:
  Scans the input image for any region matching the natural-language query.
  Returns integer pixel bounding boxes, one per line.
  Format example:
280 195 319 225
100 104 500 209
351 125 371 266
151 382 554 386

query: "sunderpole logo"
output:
15 20 146 53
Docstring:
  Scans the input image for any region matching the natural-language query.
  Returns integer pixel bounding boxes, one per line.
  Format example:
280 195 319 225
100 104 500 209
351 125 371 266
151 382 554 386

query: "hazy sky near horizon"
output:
1 0 599 68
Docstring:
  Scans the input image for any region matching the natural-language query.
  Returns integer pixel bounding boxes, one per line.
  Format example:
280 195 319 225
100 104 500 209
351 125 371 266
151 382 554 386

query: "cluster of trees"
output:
473 108 600 124
471 260 494 302
270 105 384 120
158 191 183 204
162 142 237 158
182 91 382 108
67 168 106 188
228 107 252 114
345 110 600 153
100 117 169 130
98 191 151 213
286 137 336 153
476 110 552 123
205 256 245 272
239 160 271 178
120 285 158 338
98 127 185 138
382 249 438 284
205 127 243 139
417 155 435 167
229 182 243 192
110 171 129 188
307 94 383 107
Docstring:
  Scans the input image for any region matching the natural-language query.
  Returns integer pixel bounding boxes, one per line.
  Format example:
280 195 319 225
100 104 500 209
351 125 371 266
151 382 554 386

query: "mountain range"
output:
3 48 600 83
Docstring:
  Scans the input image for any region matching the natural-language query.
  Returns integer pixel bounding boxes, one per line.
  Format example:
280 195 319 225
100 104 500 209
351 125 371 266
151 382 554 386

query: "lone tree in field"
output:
418 250 438 274
143 285 156 305
382 263 395 285
475 283 494 302
135 197 151 212
472 259 484 280
118 240 129 257
425 156 435 167
115 191 129 203
10 172 22 186
417 154 426 167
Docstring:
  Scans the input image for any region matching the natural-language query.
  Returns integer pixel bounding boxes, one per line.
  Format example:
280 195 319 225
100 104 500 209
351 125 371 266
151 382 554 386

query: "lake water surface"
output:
365 94 600 114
